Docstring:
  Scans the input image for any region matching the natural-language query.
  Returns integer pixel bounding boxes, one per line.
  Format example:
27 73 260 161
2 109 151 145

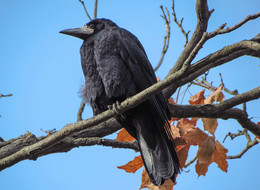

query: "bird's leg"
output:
107 101 121 115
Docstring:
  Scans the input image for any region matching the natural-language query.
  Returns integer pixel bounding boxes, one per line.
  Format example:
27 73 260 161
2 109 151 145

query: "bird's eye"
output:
89 23 95 28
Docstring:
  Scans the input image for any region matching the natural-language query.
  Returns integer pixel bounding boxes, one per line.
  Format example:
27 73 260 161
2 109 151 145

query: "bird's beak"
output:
59 25 94 39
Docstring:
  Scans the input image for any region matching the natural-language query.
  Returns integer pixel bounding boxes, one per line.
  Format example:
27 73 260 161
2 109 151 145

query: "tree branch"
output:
1 0 260 175
77 101 85 121
171 0 190 47
215 12 260 35
227 138 259 159
154 6 171 71
168 0 210 75
1 32 259 171
94 0 98 19
79 0 92 20
0 93 13 98
164 34 260 98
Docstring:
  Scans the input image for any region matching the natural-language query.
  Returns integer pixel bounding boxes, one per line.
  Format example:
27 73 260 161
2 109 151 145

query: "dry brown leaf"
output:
117 155 143 173
202 118 218 135
211 140 228 172
176 118 197 135
188 89 205 105
195 140 228 176
171 124 180 138
214 85 225 103
177 144 190 169
140 169 176 190
197 136 215 163
177 118 208 145
168 97 176 105
195 162 210 176
116 128 135 142
182 127 208 146
201 87 223 135
204 85 225 104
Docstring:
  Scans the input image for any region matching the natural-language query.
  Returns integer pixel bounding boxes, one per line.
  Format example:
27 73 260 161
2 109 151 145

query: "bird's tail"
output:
133 109 179 186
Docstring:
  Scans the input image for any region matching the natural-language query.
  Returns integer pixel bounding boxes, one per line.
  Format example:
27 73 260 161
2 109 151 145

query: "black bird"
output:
60 19 180 186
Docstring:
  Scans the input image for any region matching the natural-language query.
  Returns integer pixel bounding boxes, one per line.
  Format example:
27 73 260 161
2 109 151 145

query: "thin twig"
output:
77 101 86 121
0 94 13 98
227 138 259 159
175 87 181 104
184 156 197 168
154 6 171 71
215 12 260 35
94 0 98 19
223 130 244 143
172 0 190 47
79 0 92 20
181 83 192 104
195 77 239 96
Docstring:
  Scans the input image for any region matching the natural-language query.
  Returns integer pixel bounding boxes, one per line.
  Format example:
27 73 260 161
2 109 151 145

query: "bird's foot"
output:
107 101 121 115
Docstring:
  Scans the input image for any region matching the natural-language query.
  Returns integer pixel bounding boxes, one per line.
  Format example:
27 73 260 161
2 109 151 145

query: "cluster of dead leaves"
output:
116 86 229 190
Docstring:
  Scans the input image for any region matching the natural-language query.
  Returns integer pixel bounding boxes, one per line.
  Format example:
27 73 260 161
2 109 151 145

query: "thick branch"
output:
1 33 259 170
0 61 192 171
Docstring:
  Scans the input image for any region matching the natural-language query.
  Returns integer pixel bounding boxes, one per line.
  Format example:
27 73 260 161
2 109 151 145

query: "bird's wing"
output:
116 28 171 117
115 28 180 182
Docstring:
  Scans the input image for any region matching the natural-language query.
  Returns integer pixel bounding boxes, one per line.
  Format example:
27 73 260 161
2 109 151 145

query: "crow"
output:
60 18 180 186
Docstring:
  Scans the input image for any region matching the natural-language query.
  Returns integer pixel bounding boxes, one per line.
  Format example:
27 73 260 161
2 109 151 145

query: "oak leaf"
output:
117 155 143 173
116 128 135 142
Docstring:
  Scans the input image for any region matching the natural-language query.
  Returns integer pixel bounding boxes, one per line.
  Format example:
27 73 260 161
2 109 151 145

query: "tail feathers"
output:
138 131 177 186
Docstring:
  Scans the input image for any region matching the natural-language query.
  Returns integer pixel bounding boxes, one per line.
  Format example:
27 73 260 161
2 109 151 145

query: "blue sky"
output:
0 0 259 189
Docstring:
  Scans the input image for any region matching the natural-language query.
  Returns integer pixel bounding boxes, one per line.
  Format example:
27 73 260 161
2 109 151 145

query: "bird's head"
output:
60 18 117 40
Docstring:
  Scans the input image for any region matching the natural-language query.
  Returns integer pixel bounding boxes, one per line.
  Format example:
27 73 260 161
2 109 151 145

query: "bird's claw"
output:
108 101 121 115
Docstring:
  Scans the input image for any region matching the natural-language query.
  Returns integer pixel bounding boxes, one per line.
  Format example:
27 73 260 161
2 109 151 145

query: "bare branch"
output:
79 0 92 20
164 34 260 98
168 0 210 75
213 12 260 35
223 130 244 143
94 0 98 19
77 101 85 121
172 0 190 47
154 6 171 71
227 138 259 159
0 63 192 171
184 156 197 168
0 94 13 98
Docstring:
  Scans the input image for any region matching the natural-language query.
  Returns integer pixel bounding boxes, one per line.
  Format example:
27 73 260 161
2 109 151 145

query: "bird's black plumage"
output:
60 19 180 186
